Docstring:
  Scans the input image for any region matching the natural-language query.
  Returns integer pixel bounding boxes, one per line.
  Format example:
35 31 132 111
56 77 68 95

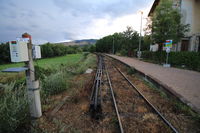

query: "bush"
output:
0 83 30 132
35 66 55 80
41 72 71 96
119 49 128 56
142 51 200 71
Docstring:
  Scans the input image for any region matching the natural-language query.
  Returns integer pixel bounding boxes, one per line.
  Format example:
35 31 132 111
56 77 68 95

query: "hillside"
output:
60 39 97 46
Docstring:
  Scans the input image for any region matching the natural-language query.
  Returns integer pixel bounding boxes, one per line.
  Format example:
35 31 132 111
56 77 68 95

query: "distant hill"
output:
60 39 97 46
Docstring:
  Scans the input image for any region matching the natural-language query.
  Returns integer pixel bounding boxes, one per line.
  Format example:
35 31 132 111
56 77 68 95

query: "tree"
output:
150 0 189 45
95 27 140 56
142 35 151 51
89 45 96 53
0 42 10 64
123 26 139 56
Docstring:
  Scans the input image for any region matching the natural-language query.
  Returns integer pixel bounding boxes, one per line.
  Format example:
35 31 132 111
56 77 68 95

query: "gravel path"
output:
107 54 200 113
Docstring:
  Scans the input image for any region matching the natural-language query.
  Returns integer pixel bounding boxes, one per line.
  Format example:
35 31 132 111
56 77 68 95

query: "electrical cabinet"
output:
33 45 41 59
9 38 29 62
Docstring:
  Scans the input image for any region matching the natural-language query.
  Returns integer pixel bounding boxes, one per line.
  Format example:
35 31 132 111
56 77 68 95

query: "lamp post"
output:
112 36 115 54
137 11 143 59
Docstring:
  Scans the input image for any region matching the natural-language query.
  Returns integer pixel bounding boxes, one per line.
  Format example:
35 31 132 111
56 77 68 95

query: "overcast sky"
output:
0 0 154 44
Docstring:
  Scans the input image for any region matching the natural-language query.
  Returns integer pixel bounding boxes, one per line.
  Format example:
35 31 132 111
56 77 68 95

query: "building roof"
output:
148 0 160 17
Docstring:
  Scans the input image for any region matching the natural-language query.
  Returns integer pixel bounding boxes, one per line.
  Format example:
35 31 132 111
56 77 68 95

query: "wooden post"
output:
23 33 42 118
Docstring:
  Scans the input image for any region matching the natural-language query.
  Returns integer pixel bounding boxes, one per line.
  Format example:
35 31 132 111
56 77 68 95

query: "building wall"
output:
149 0 200 52
181 0 194 36
193 0 200 34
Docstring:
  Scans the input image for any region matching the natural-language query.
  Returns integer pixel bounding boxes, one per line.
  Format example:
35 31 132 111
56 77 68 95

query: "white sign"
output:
9 39 29 62
33 45 41 59
166 47 170 53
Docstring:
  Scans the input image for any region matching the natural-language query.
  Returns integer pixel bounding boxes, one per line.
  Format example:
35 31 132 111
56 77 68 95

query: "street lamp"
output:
137 11 143 59
113 36 115 54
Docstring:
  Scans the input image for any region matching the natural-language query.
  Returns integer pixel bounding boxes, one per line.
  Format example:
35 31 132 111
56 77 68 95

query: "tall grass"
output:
40 54 96 97
0 83 30 132
41 72 71 96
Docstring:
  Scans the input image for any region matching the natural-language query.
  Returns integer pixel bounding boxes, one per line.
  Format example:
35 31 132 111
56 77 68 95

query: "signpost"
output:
22 33 42 118
163 40 172 67
3 33 42 118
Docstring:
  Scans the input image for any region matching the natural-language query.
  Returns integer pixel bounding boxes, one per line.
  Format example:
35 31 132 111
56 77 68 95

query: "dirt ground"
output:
33 55 200 133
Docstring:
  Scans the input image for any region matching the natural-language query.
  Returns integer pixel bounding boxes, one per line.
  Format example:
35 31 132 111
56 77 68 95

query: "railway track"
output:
90 54 179 133
90 55 103 118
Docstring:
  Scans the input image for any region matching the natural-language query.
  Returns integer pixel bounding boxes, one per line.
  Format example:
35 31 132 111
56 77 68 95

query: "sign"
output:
17 37 29 43
9 38 29 62
165 40 172 48
166 47 170 53
33 45 41 59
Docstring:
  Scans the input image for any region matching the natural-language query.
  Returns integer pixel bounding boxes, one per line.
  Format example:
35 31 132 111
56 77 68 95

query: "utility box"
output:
9 38 29 62
33 45 41 59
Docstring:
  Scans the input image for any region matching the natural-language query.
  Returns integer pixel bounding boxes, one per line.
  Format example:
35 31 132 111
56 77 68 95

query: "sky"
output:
0 0 154 44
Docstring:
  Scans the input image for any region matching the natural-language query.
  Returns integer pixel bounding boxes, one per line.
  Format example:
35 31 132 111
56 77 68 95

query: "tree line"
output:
96 26 151 56
40 43 82 58
0 42 95 64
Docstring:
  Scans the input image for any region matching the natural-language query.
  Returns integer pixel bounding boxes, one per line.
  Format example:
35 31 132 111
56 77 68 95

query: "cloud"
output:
0 0 154 44
53 0 150 18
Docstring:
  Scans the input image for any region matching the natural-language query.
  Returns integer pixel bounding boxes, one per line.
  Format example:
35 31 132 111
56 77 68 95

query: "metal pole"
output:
166 52 169 64
113 36 114 54
23 33 42 118
138 11 143 58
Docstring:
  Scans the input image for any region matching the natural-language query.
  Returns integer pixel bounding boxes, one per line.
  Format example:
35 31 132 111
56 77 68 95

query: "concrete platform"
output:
108 54 200 113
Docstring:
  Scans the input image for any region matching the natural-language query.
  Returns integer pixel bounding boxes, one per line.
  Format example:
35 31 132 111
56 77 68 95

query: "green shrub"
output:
35 66 55 80
83 52 89 57
41 54 96 97
120 49 128 56
41 72 71 96
127 67 136 75
142 51 200 71
0 83 30 133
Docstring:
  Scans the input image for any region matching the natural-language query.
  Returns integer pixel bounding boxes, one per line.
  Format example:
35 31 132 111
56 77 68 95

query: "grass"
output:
0 83 29 133
0 54 83 83
41 54 96 97
0 54 83 71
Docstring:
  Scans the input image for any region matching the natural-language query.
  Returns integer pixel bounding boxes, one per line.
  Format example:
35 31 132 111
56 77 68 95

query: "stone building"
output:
148 0 200 52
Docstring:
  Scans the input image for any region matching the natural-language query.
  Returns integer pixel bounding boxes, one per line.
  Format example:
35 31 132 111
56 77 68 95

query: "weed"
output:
111 117 119 126
0 82 30 133
41 71 71 97
127 67 136 75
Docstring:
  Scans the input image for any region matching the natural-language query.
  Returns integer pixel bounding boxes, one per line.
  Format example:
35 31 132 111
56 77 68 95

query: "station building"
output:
148 0 200 52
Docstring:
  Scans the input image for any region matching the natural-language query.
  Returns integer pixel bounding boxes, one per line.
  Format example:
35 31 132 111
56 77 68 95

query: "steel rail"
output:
90 55 103 116
105 63 124 133
115 66 179 133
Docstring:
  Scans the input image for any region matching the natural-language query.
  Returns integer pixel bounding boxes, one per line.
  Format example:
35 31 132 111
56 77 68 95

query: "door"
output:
198 37 200 52
181 40 189 51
